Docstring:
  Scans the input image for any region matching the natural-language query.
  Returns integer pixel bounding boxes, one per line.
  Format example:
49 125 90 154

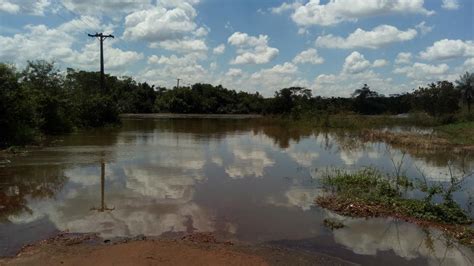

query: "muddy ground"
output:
0 233 353 266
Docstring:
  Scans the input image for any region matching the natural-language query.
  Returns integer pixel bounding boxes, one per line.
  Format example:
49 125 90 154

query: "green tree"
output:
0 64 38 146
352 84 383 115
455 72 474 113
21 60 74 134
412 81 461 117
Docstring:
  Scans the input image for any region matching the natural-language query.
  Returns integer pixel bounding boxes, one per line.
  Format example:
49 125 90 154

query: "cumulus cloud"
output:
292 48 324 65
0 22 142 72
249 62 308 94
463 58 474 70
419 39 474 61
316 25 417 49
394 62 450 80
123 4 198 42
270 1 303 14
225 68 243 78
415 21 433 36
342 51 371 74
284 0 434 27
227 32 279 65
61 0 152 16
0 0 50 15
150 38 208 54
311 51 400 97
313 70 400 97
141 53 208 87
213 44 225 55
442 0 460 10
372 59 388 68
395 52 412 65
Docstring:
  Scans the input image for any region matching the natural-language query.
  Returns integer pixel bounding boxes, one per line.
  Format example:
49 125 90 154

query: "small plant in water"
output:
323 218 345 230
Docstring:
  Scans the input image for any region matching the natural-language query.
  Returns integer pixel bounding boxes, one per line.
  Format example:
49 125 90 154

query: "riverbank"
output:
0 233 352 266
121 113 263 119
315 168 474 246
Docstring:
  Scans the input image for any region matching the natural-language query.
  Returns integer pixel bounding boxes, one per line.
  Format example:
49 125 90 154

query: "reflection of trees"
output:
121 118 316 149
0 165 67 221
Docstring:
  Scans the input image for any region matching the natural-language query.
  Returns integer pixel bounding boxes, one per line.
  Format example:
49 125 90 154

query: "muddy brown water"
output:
1 117 473 265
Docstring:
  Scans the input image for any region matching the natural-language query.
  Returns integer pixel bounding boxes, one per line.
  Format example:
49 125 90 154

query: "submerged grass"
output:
316 168 474 246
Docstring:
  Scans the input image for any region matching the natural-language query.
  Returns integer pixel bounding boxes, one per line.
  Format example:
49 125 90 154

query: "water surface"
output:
1 117 473 265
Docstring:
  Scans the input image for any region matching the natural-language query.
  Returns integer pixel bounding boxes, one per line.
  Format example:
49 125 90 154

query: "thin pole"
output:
101 161 105 211
177 78 181 89
100 38 104 92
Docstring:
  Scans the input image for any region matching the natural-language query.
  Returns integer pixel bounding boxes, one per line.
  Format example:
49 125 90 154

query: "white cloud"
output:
415 21 433 36
313 70 400 97
270 1 303 14
293 48 324 64
442 0 460 10
61 0 152 16
213 44 225 55
316 25 417 49
67 41 144 71
228 32 279 65
123 4 198 42
342 51 371 74
0 23 142 72
150 38 208 54
394 62 450 80
395 52 412 64
310 51 401 97
140 53 208 88
194 26 209 37
225 68 243 78
0 0 50 15
373 59 388 68
419 39 474 61
288 0 433 27
463 58 474 70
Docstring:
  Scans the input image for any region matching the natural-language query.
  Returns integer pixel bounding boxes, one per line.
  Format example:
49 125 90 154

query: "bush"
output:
76 95 120 128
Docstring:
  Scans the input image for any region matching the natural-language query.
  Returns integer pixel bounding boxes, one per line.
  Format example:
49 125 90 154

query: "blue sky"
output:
0 0 473 96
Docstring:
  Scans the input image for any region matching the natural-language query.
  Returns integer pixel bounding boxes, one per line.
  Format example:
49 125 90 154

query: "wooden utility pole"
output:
88 33 114 92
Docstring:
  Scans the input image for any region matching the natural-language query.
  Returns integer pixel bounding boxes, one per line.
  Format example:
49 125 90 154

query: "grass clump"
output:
436 121 474 145
323 218 345 230
316 168 473 245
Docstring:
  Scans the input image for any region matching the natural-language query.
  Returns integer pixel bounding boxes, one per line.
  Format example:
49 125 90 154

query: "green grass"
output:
276 112 441 130
320 168 472 225
436 121 474 145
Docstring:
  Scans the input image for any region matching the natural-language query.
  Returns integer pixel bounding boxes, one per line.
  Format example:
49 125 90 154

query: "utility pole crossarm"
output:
88 33 115 39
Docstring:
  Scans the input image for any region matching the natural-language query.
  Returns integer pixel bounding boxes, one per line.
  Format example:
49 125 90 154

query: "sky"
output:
0 0 473 97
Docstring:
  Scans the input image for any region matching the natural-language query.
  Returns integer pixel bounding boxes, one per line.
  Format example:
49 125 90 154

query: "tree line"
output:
1 60 473 147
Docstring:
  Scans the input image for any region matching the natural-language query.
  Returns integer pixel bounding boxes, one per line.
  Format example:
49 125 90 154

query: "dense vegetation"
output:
1 60 473 147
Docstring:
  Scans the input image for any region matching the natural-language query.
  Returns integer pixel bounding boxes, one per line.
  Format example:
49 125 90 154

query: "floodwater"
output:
1 117 473 265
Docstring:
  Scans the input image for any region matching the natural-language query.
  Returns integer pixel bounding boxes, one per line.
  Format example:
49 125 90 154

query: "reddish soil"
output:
0 233 352 266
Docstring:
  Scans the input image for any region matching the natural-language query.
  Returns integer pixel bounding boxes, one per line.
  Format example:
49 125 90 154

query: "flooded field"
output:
1 117 473 265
